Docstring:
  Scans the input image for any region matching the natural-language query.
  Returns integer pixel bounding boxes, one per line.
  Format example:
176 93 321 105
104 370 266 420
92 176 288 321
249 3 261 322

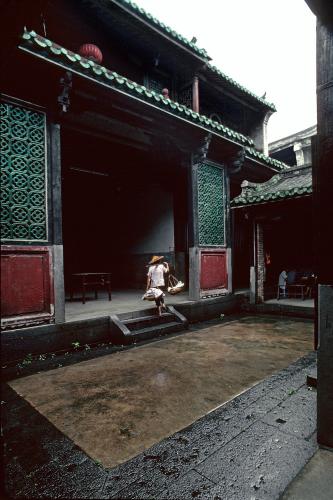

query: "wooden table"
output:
286 284 307 300
70 273 111 304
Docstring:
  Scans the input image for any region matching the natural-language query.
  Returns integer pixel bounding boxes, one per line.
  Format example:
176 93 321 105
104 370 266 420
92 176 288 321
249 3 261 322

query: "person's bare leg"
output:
160 296 167 313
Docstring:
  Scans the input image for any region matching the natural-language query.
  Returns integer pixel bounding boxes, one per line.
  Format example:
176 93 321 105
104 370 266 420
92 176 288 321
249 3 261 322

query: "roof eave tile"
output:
206 64 276 112
19 30 254 148
114 1 277 111
115 0 210 60
19 30 285 171
231 185 312 207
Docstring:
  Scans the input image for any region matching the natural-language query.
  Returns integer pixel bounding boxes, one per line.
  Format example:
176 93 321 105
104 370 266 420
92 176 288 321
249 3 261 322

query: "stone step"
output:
128 321 185 342
123 313 175 331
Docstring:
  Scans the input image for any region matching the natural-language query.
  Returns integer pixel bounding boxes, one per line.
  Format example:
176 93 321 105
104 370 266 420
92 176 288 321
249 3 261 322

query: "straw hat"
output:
149 255 164 265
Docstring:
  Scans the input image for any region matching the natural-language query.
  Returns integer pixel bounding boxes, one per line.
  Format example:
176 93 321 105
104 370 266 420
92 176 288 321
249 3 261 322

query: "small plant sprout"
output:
22 353 33 366
71 341 80 350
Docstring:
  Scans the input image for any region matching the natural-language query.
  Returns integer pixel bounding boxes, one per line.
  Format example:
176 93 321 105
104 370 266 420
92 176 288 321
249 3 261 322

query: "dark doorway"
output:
60 127 188 296
263 199 314 299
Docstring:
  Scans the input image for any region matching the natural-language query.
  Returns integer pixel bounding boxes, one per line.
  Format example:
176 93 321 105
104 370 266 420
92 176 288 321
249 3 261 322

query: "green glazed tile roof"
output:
19 30 253 147
114 0 210 60
19 30 286 170
231 165 312 207
113 1 276 111
206 64 276 111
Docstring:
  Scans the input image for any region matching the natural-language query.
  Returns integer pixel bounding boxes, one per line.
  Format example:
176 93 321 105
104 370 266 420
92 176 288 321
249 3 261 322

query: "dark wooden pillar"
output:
192 76 200 113
316 18 333 449
49 122 65 323
188 156 200 300
173 164 188 285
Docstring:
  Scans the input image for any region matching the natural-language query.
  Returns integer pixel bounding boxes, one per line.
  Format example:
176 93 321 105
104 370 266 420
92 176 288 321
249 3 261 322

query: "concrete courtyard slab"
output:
9 315 313 469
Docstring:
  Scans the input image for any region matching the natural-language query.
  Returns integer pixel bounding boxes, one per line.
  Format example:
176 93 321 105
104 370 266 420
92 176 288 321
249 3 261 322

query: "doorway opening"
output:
60 126 188 316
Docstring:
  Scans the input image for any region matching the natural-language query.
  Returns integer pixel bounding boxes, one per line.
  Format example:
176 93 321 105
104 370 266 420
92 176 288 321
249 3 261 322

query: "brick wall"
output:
255 222 265 303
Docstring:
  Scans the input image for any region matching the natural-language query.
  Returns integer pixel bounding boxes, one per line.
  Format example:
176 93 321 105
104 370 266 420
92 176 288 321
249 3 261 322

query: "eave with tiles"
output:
231 165 312 208
19 29 287 174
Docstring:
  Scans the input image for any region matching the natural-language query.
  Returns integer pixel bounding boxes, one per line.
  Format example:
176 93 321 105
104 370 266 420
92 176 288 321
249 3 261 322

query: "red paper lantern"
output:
162 88 170 98
79 44 103 64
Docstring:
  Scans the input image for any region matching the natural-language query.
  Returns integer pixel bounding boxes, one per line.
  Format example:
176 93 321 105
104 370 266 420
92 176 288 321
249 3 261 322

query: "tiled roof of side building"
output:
19 31 286 170
113 0 276 111
231 165 312 207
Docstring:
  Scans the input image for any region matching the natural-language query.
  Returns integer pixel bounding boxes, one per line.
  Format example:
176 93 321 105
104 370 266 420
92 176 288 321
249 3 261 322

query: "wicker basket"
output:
142 288 163 301
167 274 184 295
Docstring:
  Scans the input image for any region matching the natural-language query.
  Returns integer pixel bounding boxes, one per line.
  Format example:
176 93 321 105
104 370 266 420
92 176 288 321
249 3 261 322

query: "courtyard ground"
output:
2 314 328 498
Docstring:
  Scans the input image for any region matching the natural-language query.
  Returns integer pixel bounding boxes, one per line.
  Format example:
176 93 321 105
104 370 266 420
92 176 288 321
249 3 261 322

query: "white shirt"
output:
148 264 166 287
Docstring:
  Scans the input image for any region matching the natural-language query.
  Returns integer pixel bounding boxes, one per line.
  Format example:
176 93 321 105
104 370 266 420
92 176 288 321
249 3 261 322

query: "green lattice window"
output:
0 100 47 241
197 162 225 246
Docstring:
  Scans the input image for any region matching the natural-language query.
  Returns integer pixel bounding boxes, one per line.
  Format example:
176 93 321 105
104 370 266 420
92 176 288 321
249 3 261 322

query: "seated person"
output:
302 272 316 298
287 270 296 285
278 269 288 298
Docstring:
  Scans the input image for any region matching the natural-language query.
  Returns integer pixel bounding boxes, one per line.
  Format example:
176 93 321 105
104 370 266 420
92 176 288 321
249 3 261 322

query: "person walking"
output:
146 256 169 316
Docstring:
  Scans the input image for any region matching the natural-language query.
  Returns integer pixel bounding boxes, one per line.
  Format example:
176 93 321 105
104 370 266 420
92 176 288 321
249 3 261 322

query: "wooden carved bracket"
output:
193 133 212 165
58 71 72 114
228 147 246 174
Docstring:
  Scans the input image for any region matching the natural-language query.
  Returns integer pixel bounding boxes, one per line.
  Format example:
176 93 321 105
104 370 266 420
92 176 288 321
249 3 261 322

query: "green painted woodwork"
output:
0 100 47 241
197 163 225 246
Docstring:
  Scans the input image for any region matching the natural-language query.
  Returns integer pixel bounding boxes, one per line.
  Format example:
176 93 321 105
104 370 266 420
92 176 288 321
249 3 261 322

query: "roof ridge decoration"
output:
114 0 210 60
19 30 286 170
114 1 276 111
231 168 312 207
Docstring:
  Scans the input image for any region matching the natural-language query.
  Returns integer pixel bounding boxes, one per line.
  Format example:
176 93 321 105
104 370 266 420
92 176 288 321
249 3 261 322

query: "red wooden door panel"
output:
1 246 52 318
200 251 227 290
